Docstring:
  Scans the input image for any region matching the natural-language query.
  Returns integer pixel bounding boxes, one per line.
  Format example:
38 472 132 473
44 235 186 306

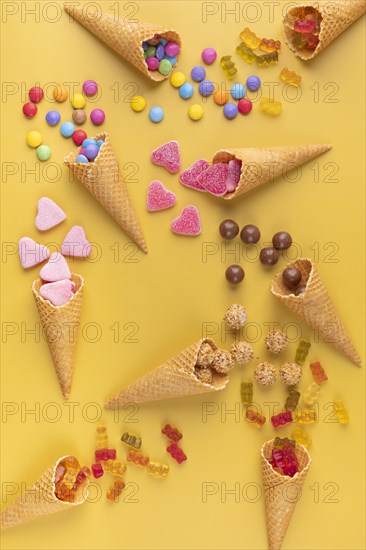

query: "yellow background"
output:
1 1 365 549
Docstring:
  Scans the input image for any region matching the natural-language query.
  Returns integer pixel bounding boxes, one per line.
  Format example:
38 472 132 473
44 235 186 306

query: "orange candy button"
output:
53 85 68 103
213 89 229 105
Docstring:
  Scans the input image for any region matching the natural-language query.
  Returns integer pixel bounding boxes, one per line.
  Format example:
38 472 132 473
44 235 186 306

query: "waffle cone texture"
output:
212 144 332 200
283 0 366 60
0 456 88 530
261 440 311 550
64 132 147 253
32 274 84 399
105 338 229 407
271 258 361 366
64 4 181 81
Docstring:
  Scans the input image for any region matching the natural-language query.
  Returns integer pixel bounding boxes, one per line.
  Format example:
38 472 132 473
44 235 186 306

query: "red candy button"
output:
23 102 37 118
72 130 87 146
29 86 44 103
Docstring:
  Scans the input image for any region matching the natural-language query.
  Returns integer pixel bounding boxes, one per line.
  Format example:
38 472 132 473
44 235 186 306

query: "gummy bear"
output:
271 411 293 428
256 51 278 67
161 424 183 442
239 27 261 49
147 462 170 477
302 382 321 407
91 463 104 479
335 400 349 424
245 407 266 428
273 437 295 449
259 38 281 52
280 67 302 87
291 426 312 448
103 459 126 476
285 390 300 412
295 340 311 364
127 450 149 467
121 432 142 449
166 442 187 464
236 43 256 64
220 55 238 79
260 97 282 116
240 381 253 406
294 19 315 33
96 426 109 449
95 448 116 462
310 361 328 385
294 408 317 424
106 480 125 502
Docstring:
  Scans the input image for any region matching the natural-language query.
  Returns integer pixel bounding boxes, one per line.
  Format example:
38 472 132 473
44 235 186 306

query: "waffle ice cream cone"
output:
271 258 361 366
0 456 88 530
105 338 228 407
64 132 147 253
32 274 84 399
283 0 366 60
261 440 311 550
212 144 332 200
64 4 181 81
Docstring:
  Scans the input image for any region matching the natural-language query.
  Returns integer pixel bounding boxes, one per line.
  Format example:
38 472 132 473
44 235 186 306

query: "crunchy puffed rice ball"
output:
224 304 247 330
197 342 215 368
254 362 277 385
279 362 302 386
211 349 234 374
265 330 288 353
194 366 213 384
231 341 254 365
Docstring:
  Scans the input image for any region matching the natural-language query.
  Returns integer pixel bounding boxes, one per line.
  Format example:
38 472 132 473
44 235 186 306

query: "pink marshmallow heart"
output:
196 163 229 196
151 140 181 173
36 197 67 231
226 159 242 193
146 180 177 212
179 159 209 192
39 279 75 307
18 237 50 269
61 225 92 257
40 252 71 282
171 205 201 236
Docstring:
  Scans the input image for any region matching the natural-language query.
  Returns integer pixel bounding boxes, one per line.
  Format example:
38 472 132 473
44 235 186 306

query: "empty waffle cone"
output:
0 456 88 530
212 144 332 200
32 274 84 399
105 338 228 407
64 132 147 253
261 440 311 550
271 258 361 366
283 0 365 61
64 4 181 82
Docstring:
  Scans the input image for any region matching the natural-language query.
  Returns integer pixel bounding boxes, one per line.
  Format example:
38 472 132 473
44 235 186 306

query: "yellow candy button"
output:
170 71 186 88
71 93 86 109
26 131 42 148
130 95 146 112
188 104 204 121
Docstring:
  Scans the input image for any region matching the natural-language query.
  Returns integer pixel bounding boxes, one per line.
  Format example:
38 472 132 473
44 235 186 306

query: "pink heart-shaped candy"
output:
151 141 181 173
146 180 177 212
226 159 242 192
179 159 209 192
61 225 92 257
171 205 201 236
36 197 67 231
39 279 74 307
196 163 228 196
18 237 50 269
40 253 71 282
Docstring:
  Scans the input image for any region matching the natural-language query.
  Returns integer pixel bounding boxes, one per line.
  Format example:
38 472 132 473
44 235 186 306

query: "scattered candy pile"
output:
18 197 91 306
143 36 180 76
284 7 321 52
23 81 105 161
269 437 299 477
75 137 105 163
54 456 90 502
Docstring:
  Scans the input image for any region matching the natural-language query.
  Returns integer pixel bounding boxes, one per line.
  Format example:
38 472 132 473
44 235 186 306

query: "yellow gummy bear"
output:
240 27 261 49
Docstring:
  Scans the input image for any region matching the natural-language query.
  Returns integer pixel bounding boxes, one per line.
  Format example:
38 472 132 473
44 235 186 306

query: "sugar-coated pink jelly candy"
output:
39 279 75 306
226 158 242 192
40 252 71 282
146 180 177 212
35 197 67 231
196 163 228 196
151 140 181 173
179 159 209 192
18 237 50 269
61 225 92 257
171 205 201 236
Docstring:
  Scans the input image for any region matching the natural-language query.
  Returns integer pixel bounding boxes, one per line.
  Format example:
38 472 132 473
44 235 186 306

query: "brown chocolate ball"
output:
294 284 306 296
72 109 87 125
240 224 261 244
282 267 302 289
219 219 239 240
225 265 245 284
259 247 279 265
272 231 292 250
